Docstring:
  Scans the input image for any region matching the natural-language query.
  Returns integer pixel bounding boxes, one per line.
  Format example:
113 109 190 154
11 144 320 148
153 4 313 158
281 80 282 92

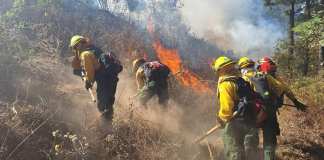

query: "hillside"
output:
0 0 324 160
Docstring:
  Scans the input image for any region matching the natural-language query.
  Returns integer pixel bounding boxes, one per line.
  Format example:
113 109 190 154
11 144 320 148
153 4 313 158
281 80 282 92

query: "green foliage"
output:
13 0 25 7
269 0 324 76
294 16 323 47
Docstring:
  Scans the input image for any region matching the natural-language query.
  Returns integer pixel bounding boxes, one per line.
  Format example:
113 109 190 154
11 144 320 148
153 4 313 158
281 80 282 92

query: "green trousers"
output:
139 81 169 107
222 120 259 160
262 115 279 160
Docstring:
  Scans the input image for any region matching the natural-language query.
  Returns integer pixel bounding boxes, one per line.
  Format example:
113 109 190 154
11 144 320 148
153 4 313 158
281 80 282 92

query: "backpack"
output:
248 73 273 127
142 61 170 82
249 73 271 102
86 46 123 75
98 51 123 76
221 77 257 125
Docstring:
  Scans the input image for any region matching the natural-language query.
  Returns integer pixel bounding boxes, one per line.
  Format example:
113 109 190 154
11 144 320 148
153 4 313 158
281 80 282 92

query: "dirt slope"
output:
1 54 324 160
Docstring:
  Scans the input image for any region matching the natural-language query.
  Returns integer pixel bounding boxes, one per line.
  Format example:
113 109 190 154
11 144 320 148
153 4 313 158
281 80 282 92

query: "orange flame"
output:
153 40 212 94
147 17 212 94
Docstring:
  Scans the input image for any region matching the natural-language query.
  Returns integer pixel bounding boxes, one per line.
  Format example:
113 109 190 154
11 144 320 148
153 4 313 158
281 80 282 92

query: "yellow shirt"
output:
79 51 100 82
135 67 146 90
217 75 239 122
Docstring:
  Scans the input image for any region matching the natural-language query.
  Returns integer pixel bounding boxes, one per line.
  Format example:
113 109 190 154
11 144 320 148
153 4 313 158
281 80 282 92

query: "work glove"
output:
73 69 83 77
85 80 93 90
293 99 307 112
216 116 225 129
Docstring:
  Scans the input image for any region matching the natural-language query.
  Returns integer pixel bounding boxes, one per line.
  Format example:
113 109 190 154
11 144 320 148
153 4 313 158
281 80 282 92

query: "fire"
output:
152 40 212 94
147 17 212 94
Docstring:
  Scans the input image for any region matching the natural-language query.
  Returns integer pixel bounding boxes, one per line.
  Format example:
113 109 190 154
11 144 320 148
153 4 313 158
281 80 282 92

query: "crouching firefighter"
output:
238 57 307 160
70 35 123 120
212 56 259 160
132 58 170 107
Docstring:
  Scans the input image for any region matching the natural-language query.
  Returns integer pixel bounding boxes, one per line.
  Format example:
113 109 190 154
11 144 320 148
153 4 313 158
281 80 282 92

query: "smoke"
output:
180 0 284 58
96 0 285 58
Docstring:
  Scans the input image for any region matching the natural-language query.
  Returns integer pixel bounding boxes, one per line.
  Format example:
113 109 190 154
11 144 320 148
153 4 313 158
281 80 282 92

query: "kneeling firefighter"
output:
212 56 259 160
132 58 170 107
70 35 123 120
238 57 307 160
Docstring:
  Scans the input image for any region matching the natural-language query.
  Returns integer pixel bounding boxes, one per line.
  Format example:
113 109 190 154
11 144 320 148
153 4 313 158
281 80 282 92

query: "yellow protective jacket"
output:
72 50 101 82
217 75 239 122
135 67 146 90
241 68 297 102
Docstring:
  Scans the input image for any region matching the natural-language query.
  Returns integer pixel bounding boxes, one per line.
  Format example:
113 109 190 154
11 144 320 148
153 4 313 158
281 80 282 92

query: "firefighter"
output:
257 57 307 110
238 57 307 160
212 56 259 160
132 58 170 107
70 35 121 121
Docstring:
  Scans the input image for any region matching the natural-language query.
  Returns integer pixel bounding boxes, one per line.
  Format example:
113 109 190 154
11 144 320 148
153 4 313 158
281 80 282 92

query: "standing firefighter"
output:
132 58 170 107
70 35 122 121
212 56 259 160
238 57 307 160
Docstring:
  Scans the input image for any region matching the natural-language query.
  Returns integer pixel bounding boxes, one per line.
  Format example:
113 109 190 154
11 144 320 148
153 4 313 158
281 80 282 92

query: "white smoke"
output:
180 0 285 58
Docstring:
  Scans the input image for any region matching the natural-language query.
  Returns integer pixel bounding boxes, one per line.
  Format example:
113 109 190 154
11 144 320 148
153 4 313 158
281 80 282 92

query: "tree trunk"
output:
320 46 324 68
303 48 310 75
305 0 311 19
288 0 295 76
302 0 312 76
288 1 295 56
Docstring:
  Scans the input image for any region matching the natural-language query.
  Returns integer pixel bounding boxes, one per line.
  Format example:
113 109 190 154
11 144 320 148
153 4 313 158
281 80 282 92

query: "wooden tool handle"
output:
194 125 221 143
88 88 96 103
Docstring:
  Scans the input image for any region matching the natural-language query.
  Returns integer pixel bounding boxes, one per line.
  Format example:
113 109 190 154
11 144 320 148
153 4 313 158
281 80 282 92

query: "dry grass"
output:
0 53 219 160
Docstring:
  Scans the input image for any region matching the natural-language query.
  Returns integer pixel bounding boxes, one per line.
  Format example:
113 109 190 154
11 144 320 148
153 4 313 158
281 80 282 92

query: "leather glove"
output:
293 99 307 112
85 80 93 90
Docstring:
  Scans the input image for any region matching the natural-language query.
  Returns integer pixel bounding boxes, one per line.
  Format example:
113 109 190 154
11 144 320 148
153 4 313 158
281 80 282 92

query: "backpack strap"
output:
221 77 256 123
85 45 104 59
219 76 249 98
217 76 238 98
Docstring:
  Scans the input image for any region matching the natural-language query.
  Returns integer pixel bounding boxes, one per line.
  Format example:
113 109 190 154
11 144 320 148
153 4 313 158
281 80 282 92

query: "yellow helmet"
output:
132 58 146 73
70 35 85 48
238 57 255 69
212 56 235 71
